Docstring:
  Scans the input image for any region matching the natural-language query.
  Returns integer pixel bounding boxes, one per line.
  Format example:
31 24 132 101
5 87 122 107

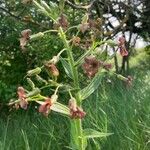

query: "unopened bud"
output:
26 88 41 97
27 67 41 77
51 94 58 103
36 75 47 84
30 32 44 40
27 78 35 89
117 74 128 81
49 56 59 64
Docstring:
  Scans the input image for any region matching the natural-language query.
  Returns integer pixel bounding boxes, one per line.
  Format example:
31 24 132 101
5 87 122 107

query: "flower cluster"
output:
82 56 112 78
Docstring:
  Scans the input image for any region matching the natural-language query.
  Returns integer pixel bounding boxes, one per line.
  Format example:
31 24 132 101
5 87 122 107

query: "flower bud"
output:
27 67 41 77
27 78 35 89
49 56 59 64
30 32 44 40
117 74 128 81
45 63 59 77
26 88 41 97
51 94 58 103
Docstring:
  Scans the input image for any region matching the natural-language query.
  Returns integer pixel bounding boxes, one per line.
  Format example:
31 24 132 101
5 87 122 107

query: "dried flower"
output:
20 29 31 50
45 63 59 77
17 87 28 109
82 56 100 78
69 99 86 119
79 23 89 33
120 45 128 56
72 36 81 46
126 76 133 86
39 98 52 116
55 14 69 30
118 36 128 57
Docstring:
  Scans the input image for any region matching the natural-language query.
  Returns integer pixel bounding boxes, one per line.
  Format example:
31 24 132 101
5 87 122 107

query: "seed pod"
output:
26 88 41 97
30 32 44 40
36 75 47 84
117 74 127 81
27 78 35 89
27 67 41 77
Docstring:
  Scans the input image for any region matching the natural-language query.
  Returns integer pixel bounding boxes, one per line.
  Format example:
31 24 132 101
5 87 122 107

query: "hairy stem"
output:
59 27 84 150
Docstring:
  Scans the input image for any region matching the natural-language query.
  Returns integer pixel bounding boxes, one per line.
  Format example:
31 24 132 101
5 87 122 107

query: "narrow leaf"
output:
51 102 70 115
79 70 106 100
83 128 113 139
60 57 73 79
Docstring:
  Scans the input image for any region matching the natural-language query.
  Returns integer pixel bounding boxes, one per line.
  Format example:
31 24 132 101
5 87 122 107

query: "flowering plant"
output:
9 1 132 149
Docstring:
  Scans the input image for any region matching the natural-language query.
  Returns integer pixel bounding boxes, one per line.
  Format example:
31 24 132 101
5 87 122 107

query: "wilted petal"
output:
45 63 59 77
82 56 100 78
58 14 69 29
21 29 31 39
80 23 89 33
39 98 52 116
20 99 28 110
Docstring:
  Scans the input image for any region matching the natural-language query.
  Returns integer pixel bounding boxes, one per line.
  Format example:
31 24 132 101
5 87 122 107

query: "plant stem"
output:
59 27 84 150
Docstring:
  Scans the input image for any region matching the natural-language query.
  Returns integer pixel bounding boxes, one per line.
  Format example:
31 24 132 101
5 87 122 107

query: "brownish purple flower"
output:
17 87 28 109
80 23 89 33
72 36 81 46
45 63 59 77
118 36 128 57
20 29 31 51
39 98 52 116
82 56 100 78
69 99 86 119
126 75 133 86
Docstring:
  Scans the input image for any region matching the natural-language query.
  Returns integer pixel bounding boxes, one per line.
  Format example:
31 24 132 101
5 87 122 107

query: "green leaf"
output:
83 128 113 139
51 102 70 115
79 70 106 100
60 57 73 79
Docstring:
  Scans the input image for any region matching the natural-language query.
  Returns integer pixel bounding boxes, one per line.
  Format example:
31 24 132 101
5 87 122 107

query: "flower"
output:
69 99 86 119
80 23 89 33
20 29 31 51
120 45 128 56
72 36 81 46
39 98 52 116
58 14 69 29
82 56 100 78
118 36 128 57
45 63 59 77
126 76 133 86
17 87 28 109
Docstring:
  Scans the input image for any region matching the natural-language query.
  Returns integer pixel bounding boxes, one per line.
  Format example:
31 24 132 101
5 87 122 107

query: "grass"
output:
0 51 150 150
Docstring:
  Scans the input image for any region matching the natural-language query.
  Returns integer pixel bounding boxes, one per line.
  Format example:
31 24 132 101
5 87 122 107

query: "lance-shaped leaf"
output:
51 102 70 115
83 128 113 139
79 70 106 100
60 57 73 79
37 101 70 116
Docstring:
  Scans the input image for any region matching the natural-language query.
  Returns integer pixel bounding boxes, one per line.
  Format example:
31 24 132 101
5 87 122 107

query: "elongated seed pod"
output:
27 67 41 77
26 88 41 97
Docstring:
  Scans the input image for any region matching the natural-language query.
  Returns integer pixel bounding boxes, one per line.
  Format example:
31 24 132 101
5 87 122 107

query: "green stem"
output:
59 27 84 150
